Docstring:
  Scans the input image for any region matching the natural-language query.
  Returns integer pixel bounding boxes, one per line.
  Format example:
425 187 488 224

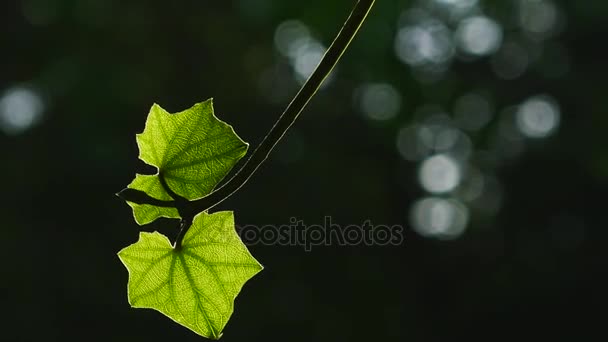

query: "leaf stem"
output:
173 217 192 251
185 0 376 216
158 172 188 204
116 188 176 207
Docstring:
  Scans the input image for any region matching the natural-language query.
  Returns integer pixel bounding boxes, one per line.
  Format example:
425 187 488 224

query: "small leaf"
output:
126 174 180 225
118 211 263 339
125 99 248 224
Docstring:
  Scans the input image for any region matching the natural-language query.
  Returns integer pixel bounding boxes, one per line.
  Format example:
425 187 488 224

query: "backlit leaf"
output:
118 211 263 339
125 99 248 225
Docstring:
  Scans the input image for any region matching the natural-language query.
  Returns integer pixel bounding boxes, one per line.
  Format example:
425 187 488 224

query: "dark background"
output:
2 0 607 340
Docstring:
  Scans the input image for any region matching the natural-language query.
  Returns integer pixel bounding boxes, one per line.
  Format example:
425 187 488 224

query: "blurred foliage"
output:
1 0 608 341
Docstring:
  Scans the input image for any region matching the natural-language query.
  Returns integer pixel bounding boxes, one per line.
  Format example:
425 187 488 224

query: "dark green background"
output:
2 0 607 340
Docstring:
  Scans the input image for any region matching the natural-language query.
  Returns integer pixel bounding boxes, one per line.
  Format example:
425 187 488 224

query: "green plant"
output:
117 0 376 338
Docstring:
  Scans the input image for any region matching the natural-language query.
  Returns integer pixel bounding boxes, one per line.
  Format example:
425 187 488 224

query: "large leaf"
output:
118 211 263 339
126 99 248 225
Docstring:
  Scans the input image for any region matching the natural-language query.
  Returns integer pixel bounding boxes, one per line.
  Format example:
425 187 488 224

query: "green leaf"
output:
125 99 248 224
118 211 263 339
126 174 180 225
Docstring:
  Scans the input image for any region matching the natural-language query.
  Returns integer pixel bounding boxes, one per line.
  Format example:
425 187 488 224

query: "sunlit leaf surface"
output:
125 99 248 224
118 211 263 339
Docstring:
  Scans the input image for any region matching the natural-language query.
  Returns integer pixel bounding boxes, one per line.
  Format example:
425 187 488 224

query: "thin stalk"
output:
184 0 376 217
